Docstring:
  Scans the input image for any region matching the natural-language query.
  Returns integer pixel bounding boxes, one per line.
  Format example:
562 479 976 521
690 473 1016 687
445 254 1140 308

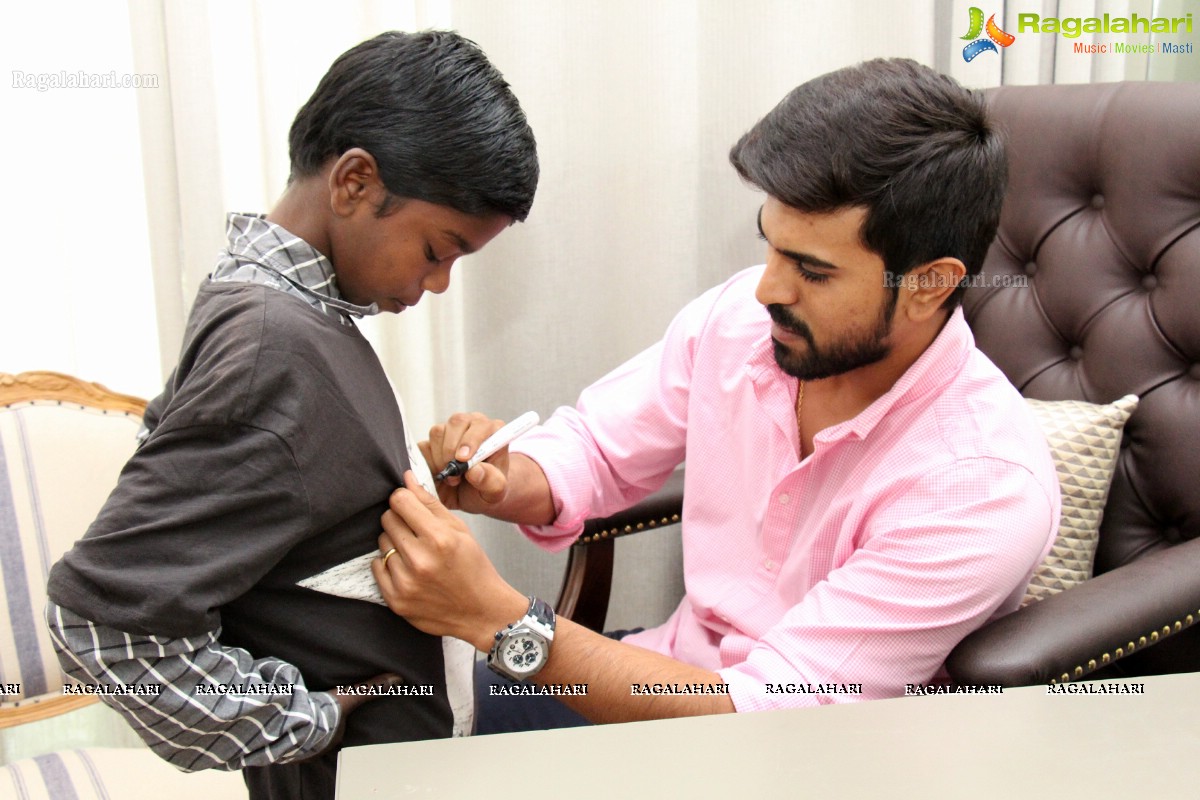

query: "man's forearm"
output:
474 608 735 724
379 476 733 724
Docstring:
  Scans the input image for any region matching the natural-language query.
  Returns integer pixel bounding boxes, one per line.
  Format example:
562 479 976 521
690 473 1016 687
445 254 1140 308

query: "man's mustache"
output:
766 304 814 344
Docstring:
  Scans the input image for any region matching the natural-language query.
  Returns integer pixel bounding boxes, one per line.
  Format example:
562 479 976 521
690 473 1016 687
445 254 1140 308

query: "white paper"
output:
297 551 385 605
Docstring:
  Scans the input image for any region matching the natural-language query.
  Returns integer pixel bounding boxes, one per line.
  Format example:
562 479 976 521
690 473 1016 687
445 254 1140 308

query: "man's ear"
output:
328 148 381 218
900 258 967 321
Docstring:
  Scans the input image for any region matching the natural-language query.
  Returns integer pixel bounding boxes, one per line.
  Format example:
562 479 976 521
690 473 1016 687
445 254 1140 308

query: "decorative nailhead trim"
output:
1047 607 1200 685
578 513 682 545
2 400 138 418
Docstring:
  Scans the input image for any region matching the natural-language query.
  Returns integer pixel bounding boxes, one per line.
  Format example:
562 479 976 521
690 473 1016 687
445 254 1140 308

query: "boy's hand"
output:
419 412 511 513
309 672 403 758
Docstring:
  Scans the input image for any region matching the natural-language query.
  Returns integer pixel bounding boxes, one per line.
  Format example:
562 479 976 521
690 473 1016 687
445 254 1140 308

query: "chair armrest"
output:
555 471 685 630
946 535 1200 686
0 694 98 729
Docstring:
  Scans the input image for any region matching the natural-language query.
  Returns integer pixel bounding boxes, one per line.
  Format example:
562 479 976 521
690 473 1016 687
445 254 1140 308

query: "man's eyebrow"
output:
756 206 841 272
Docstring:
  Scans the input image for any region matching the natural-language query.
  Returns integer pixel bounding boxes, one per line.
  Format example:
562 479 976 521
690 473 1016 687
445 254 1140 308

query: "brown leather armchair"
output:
555 80 1200 686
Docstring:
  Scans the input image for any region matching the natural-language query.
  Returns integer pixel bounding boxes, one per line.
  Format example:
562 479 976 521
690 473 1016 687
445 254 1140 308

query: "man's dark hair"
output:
729 58 1006 309
289 30 538 221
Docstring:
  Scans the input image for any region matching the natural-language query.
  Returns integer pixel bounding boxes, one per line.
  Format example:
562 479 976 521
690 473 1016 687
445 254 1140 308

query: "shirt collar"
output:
747 306 974 444
217 213 379 319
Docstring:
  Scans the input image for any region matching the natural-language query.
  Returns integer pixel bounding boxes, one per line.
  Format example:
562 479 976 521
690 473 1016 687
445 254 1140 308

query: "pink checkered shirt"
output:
512 265 1059 711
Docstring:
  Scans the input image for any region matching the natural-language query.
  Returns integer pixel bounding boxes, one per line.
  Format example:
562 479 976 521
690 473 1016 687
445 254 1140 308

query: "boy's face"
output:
331 196 511 313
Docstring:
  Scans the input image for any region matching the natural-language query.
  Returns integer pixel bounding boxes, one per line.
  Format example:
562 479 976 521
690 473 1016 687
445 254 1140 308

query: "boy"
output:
45 30 538 799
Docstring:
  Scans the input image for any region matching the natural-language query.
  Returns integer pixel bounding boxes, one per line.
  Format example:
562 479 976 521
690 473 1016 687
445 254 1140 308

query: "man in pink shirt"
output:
371 58 1060 731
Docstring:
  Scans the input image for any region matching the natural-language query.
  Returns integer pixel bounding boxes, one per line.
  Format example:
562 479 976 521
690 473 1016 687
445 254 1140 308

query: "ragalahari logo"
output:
961 7 1016 61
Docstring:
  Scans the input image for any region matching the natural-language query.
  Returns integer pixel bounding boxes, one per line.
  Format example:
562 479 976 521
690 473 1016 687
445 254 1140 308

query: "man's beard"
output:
766 292 897 381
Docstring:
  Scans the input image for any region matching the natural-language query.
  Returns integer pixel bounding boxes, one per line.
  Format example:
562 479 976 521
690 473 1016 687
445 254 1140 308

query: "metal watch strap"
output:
526 596 556 633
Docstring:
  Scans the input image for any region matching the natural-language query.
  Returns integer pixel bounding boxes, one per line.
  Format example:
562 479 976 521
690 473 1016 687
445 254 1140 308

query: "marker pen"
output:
434 410 540 481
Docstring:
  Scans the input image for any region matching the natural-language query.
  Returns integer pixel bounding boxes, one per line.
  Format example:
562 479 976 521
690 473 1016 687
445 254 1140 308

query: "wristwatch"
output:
486 596 556 681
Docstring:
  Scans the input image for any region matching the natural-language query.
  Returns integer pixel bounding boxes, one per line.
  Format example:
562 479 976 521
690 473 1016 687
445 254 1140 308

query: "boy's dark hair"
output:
289 30 538 221
729 58 1006 310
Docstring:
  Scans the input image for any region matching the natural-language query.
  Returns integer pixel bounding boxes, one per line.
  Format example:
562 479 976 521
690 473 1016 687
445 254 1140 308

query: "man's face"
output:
754 198 896 381
331 197 511 313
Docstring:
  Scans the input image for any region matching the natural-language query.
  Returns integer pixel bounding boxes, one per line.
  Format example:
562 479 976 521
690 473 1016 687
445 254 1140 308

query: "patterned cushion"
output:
0 747 247 799
0 401 142 705
1022 394 1139 605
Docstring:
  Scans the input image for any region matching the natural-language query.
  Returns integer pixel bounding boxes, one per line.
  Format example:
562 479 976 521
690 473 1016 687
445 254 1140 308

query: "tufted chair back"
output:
963 81 1200 675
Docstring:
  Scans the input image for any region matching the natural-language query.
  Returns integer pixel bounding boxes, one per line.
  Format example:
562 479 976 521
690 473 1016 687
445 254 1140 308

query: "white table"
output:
337 672 1200 798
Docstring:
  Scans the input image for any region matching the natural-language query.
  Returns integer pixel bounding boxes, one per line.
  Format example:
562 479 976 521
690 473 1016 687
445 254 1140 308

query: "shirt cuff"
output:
304 690 342 755
717 665 822 713
510 435 592 553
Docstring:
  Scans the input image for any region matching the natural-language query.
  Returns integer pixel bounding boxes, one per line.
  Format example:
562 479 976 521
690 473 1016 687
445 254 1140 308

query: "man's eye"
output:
799 268 830 284
424 245 439 263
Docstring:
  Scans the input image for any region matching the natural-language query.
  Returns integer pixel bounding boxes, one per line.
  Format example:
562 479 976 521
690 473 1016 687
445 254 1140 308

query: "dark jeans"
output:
473 628 640 735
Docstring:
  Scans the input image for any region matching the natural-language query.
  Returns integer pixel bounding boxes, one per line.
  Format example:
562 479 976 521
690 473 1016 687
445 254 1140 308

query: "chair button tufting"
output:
1091 194 1105 209
1189 363 1200 380
1069 346 1084 361
1141 274 1158 291
1025 262 1038 276
1163 526 1181 544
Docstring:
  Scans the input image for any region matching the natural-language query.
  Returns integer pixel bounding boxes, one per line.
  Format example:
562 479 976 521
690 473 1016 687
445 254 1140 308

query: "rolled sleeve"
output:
511 281 744 551
46 601 339 771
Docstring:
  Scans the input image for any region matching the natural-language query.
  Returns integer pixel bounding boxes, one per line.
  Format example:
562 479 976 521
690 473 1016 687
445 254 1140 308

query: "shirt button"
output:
764 559 776 572
779 494 790 505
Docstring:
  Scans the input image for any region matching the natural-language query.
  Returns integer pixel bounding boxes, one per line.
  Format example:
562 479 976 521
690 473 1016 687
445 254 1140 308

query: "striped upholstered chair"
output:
0 371 246 798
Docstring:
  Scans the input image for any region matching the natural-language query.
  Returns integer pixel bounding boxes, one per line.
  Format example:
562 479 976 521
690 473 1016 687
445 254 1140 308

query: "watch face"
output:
500 632 548 677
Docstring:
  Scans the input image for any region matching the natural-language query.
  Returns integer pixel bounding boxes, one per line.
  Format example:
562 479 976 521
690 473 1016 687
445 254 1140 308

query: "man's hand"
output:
370 474 735 725
309 672 402 758
372 471 528 651
420 412 510 513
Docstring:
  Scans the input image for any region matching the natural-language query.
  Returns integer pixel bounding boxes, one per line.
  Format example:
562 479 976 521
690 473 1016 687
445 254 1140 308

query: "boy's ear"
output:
328 148 381 217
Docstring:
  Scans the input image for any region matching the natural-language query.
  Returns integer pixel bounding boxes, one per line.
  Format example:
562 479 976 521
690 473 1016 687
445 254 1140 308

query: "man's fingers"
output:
390 471 460 530
465 462 508 504
441 413 476 463
373 530 414 616
417 439 437 475
437 413 506 467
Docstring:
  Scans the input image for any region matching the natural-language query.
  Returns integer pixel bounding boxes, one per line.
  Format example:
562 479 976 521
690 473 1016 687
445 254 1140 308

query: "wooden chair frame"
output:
0 371 147 728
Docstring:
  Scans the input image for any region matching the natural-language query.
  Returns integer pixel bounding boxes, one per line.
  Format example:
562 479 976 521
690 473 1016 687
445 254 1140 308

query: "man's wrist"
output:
485 596 556 682
470 589 530 652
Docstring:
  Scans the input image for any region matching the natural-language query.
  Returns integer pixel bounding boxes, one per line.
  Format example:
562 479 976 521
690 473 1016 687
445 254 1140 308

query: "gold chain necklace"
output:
796 380 808 455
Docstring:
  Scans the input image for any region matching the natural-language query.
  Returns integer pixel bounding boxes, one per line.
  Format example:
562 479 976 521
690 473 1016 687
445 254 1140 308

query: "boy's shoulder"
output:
183 281 361 361
162 283 357 424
